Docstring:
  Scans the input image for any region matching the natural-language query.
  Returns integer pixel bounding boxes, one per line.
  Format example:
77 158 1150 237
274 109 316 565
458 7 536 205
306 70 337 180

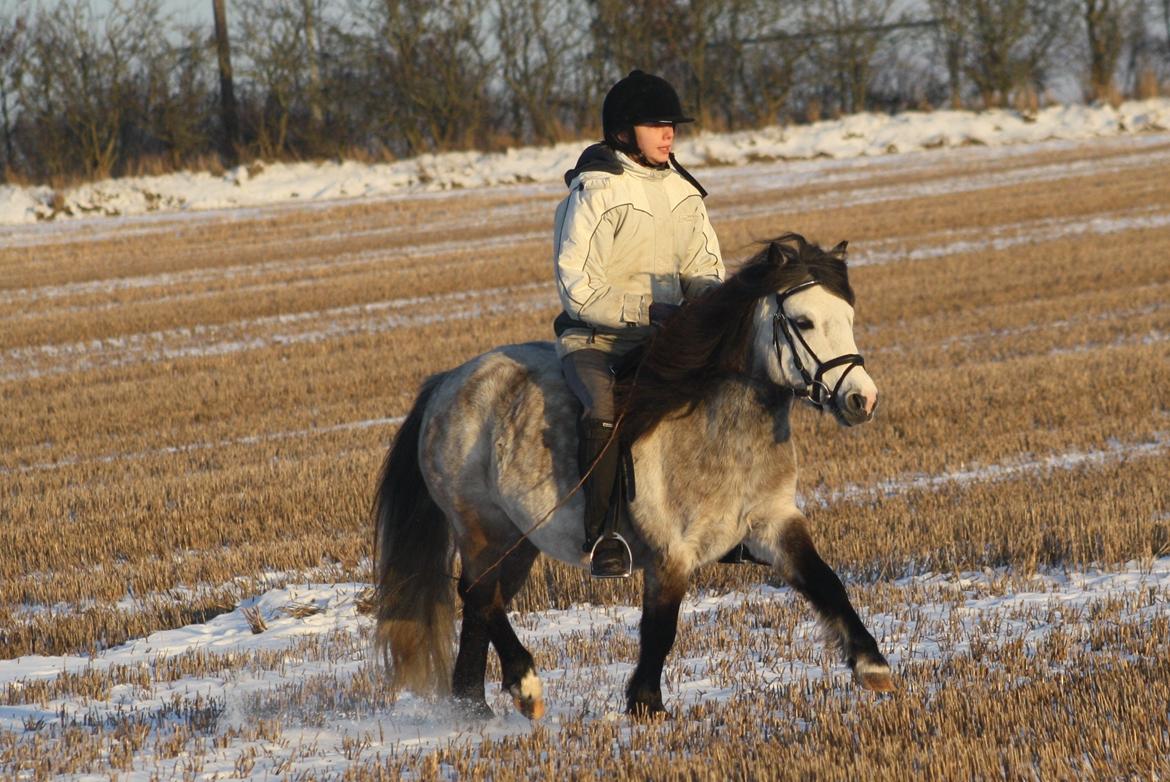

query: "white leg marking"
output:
855 658 890 676
518 670 543 702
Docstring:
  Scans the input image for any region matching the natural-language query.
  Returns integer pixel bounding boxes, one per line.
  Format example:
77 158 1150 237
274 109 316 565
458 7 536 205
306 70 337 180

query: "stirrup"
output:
589 533 633 579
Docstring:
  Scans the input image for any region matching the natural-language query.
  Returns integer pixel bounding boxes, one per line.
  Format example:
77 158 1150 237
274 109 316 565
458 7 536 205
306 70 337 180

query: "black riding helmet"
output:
602 70 694 153
599 70 708 197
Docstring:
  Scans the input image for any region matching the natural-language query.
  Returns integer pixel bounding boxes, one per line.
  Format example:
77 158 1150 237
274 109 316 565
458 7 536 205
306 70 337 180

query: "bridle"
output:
771 280 865 412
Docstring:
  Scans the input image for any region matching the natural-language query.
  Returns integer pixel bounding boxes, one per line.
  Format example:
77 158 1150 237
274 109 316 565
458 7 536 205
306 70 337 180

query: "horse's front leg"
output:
626 565 688 716
757 513 894 692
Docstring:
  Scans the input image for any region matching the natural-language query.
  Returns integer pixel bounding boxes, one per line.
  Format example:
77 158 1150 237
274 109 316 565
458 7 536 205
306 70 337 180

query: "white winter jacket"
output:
552 145 724 346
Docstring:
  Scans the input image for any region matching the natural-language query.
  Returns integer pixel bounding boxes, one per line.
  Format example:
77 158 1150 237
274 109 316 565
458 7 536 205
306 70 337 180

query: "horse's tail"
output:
373 372 455 696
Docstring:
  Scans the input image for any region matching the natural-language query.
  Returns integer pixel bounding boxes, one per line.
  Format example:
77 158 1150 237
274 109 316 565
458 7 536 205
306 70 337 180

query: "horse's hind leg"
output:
455 536 544 719
486 540 544 719
451 584 493 718
761 514 894 692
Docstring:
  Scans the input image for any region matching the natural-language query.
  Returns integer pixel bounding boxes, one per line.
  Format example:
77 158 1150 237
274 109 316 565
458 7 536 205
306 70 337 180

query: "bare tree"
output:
964 0 1072 108
350 0 494 155
706 0 809 127
147 25 215 168
20 0 170 179
1116 0 1164 96
235 0 314 157
1082 0 1133 101
928 0 967 107
494 0 586 144
0 0 1132 184
801 0 898 116
0 5 28 177
212 0 240 161
714 2 771 124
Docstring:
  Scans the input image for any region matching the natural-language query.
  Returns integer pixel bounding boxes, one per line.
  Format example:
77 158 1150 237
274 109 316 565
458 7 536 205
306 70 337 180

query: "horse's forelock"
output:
759 234 855 306
727 234 854 308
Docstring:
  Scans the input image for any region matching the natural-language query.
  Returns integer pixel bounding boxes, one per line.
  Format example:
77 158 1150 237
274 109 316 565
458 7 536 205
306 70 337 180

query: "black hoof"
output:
625 686 667 719
452 697 495 721
627 701 670 721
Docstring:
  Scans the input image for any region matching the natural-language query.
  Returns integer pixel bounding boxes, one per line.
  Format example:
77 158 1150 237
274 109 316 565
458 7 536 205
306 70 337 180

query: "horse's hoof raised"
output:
854 660 895 692
513 694 545 720
509 670 545 721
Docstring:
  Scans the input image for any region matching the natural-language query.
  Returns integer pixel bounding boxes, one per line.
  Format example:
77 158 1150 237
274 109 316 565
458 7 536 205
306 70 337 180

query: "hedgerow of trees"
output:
0 0 1167 184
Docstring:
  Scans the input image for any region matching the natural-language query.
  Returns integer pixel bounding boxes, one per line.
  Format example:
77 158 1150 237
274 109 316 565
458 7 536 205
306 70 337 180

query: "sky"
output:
169 0 219 26
25 0 214 26
159 0 214 27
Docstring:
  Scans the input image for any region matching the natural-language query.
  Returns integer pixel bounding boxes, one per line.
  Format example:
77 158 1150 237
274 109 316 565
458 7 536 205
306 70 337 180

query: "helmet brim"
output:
635 116 695 126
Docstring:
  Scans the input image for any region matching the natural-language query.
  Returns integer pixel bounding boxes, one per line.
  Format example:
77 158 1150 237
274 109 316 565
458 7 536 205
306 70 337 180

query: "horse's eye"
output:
795 318 814 331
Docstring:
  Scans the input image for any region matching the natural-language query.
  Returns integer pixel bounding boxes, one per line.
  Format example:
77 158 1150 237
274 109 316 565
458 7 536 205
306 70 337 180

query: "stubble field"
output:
1 133 1169 779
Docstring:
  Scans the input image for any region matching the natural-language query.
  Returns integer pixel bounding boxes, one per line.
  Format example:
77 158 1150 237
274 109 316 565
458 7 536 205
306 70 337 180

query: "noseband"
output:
771 280 865 412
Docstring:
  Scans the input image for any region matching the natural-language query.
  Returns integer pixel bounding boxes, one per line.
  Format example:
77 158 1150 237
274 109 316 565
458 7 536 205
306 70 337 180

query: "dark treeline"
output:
0 0 1167 184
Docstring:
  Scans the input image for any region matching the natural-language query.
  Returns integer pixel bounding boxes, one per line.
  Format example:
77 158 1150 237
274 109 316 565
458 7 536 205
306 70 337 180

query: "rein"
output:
771 280 865 413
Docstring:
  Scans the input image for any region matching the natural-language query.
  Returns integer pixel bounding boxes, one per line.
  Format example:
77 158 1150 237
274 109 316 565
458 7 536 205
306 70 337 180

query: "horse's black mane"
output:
616 232 853 444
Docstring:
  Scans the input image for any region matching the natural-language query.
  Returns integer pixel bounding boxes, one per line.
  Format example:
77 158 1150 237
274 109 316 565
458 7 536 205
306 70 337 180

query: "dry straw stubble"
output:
1 134 1169 777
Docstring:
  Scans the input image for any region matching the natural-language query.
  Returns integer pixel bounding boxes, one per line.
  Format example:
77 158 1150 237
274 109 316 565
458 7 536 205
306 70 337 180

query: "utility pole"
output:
303 0 324 129
212 0 240 163
1163 0 1170 56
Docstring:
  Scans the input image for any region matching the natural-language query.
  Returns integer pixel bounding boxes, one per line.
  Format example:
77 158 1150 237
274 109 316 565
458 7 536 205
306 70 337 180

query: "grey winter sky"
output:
156 2 214 27
113 1 210 26
28 1 213 27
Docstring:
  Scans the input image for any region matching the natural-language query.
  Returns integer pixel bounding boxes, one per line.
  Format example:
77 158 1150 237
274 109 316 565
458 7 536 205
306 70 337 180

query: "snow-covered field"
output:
1 98 1168 226
2 558 1166 779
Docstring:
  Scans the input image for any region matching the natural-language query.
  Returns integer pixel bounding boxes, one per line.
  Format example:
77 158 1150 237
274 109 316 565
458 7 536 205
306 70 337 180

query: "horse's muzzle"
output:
839 390 877 426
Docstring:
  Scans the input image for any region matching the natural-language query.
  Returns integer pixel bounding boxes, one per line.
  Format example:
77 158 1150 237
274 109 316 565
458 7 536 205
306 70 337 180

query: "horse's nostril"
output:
847 392 864 413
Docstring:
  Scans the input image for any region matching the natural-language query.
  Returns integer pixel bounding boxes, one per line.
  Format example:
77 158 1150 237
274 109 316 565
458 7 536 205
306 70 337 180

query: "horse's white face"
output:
755 284 878 426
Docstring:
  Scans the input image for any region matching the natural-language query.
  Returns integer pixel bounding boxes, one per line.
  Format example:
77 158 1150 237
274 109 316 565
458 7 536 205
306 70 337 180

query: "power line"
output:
731 18 940 46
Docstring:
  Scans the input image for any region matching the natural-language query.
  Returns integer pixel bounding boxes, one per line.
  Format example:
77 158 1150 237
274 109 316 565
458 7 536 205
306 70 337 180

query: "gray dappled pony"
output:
373 233 894 719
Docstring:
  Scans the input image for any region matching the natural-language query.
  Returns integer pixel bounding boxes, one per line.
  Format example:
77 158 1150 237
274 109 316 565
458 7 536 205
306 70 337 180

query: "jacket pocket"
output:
621 293 646 326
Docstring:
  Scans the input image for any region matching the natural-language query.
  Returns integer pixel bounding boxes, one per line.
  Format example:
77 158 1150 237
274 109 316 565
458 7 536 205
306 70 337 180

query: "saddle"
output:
584 346 768 568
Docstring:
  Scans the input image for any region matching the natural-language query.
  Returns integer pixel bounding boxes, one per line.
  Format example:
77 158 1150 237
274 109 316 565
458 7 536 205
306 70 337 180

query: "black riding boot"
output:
578 418 631 578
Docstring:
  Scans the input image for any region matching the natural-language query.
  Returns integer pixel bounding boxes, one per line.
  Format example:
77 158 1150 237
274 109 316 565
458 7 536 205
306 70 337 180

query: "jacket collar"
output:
563 143 674 189
615 150 672 180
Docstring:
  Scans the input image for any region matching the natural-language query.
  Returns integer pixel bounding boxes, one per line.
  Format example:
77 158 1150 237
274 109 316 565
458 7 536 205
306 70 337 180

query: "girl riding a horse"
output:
554 70 725 577
373 228 892 719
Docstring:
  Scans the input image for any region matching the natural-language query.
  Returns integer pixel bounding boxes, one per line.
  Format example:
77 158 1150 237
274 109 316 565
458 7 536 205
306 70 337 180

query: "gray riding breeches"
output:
560 349 617 423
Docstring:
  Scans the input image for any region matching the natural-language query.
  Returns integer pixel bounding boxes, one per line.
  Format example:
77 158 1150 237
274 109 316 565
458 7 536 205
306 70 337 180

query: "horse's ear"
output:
831 240 848 258
767 242 787 267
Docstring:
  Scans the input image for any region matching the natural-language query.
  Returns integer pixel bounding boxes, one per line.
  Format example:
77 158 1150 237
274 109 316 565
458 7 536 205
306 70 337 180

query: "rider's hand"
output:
649 302 682 326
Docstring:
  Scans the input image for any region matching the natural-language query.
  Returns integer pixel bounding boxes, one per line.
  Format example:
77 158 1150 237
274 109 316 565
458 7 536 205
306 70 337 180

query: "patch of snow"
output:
1 99 1167 226
805 433 1169 508
853 206 1170 267
0 558 1166 777
0 282 556 383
